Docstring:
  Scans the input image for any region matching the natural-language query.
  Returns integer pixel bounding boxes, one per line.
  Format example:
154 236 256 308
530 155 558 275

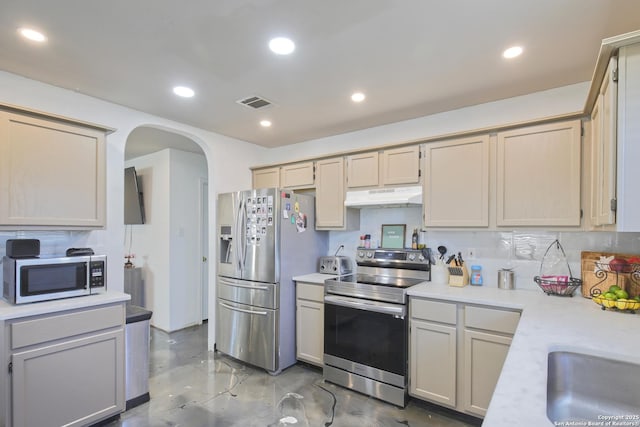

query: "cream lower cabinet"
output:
0 110 106 228
3 303 125 427
295 282 324 366
462 329 511 417
409 298 520 418
409 319 457 407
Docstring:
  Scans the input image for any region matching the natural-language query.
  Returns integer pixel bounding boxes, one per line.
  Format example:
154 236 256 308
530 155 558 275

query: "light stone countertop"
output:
0 292 130 320
407 283 640 426
292 273 340 285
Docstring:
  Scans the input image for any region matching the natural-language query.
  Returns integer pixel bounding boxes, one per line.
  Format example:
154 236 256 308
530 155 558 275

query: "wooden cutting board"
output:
580 251 640 298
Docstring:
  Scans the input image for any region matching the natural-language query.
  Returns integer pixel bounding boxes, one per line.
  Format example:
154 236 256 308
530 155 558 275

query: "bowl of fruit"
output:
592 285 640 312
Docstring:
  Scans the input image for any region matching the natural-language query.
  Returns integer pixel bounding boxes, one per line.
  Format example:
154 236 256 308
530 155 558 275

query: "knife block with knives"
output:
447 253 469 287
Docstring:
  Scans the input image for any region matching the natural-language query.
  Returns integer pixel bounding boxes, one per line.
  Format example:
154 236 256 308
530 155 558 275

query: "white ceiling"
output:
1 0 640 148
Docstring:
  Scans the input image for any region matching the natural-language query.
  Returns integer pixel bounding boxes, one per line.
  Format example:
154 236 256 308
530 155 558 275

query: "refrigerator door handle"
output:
235 197 244 272
240 197 248 272
218 277 270 291
219 301 268 316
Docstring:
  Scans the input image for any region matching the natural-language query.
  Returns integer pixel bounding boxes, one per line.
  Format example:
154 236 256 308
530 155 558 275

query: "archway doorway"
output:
124 126 209 332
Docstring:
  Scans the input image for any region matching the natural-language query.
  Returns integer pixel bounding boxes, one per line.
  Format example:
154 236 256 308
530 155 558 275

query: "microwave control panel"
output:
90 261 106 289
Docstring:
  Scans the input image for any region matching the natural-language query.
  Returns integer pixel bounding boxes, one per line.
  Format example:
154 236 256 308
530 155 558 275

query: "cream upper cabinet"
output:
315 157 347 228
423 135 489 227
346 152 379 188
496 120 582 227
280 162 315 189
0 111 106 229
590 57 618 227
346 145 420 189
381 145 421 185
252 167 280 189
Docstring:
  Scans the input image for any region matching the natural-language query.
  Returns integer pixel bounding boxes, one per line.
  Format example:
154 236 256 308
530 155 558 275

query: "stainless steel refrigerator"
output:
216 188 327 373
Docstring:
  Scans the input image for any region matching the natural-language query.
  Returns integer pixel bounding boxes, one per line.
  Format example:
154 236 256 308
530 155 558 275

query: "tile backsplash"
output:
328 207 640 291
0 231 103 284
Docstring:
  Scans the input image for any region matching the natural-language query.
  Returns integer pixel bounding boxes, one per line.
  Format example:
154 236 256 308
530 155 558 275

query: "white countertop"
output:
407 283 640 426
0 292 130 320
292 273 340 284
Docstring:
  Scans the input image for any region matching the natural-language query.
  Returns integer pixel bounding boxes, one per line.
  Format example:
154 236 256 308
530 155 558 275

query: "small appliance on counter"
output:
2 249 106 304
318 245 353 275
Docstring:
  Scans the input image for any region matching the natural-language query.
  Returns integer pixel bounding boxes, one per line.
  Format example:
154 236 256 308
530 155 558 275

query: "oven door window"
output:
20 263 88 296
324 303 406 376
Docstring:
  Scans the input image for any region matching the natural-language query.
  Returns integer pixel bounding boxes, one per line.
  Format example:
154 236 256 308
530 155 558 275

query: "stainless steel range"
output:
323 248 430 407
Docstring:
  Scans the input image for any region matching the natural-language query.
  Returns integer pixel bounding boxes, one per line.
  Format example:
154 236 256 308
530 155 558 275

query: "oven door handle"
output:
324 295 406 317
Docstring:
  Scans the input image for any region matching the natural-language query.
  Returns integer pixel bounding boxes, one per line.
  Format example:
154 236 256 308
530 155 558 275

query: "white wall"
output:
0 70 267 348
168 149 208 331
125 148 207 332
259 82 591 164
125 150 171 329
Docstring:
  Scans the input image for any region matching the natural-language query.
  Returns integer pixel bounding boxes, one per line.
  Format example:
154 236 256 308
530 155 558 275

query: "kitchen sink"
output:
547 351 640 423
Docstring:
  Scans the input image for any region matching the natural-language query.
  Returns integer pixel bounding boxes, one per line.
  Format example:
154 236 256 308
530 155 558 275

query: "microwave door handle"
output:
219 301 267 316
324 295 406 317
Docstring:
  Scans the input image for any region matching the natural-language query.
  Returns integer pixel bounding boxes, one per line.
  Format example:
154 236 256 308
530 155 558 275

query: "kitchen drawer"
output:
297 282 324 302
10 304 124 350
411 299 457 325
464 306 520 335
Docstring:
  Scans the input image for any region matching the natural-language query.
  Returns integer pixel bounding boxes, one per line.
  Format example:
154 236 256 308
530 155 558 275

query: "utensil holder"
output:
448 261 468 287
431 264 449 284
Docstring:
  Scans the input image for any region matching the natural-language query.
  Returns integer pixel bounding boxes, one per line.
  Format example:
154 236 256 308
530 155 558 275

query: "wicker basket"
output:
534 240 582 297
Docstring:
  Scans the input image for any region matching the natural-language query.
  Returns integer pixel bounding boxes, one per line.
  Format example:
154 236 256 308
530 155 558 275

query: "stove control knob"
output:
366 251 374 258
358 251 365 258
408 253 416 261
418 255 425 262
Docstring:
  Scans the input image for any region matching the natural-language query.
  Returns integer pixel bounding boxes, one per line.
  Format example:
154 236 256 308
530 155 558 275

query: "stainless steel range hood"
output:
344 185 422 208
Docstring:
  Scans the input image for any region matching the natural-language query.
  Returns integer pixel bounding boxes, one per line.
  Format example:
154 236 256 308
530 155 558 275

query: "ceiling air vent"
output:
236 96 273 109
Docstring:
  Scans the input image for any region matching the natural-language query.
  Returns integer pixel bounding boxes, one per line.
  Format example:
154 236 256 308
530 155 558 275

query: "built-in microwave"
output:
2 255 106 304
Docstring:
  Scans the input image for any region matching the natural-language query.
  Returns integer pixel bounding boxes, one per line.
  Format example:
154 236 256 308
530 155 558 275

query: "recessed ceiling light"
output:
503 46 523 59
173 86 195 98
351 92 366 103
260 120 272 128
269 37 295 55
18 27 47 43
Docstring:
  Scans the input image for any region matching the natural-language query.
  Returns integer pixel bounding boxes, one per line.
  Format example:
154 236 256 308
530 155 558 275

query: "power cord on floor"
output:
314 383 337 427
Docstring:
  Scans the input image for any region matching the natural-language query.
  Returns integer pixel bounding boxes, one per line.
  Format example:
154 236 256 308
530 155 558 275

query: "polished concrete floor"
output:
108 323 481 427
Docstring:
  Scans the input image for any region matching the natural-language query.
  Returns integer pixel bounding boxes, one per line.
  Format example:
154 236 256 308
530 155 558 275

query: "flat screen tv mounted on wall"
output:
124 166 146 224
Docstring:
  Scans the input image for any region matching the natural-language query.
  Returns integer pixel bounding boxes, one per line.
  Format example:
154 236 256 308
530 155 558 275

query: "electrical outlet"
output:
466 248 476 259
